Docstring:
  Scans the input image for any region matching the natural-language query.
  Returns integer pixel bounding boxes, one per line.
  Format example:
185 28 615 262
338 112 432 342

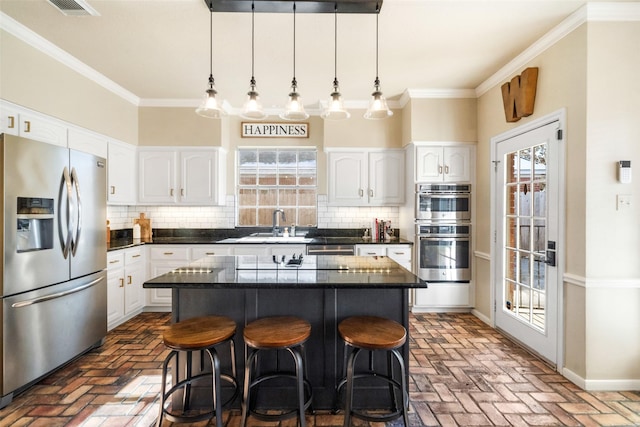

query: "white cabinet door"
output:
139 150 177 204
108 140 137 204
413 283 471 310
328 151 367 206
123 248 145 315
17 110 67 147
415 146 471 183
444 146 471 182
369 151 405 205
139 148 224 205
68 127 108 158
328 150 404 206
107 255 125 328
415 146 443 182
0 103 20 136
180 150 219 205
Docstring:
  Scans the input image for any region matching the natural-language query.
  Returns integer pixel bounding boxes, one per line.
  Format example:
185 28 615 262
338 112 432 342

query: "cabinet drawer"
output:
386 245 412 261
107 252 125 268
356 245 386 256
125 247 144 264
149 246 190 261
192 245 232 259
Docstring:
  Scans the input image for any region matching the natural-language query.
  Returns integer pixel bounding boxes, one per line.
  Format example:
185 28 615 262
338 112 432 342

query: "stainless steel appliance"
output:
415 183 471 221
1 134 107 408
416 222 471 281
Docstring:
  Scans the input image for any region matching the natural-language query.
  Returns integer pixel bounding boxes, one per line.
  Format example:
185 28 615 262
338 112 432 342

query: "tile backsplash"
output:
107 195 399 231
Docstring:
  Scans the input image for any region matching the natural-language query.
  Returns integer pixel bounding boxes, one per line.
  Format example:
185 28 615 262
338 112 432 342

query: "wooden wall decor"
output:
501 67 539 123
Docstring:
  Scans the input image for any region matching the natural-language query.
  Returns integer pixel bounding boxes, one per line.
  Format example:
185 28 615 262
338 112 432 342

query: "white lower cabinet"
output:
147 246 190 308
355 244 412 271
412 283 471 312
107 247 145 330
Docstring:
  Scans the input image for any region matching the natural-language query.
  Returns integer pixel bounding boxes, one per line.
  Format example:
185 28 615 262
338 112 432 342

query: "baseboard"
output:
471 309 491 326
143 306 171 313
411 307 472 314
563 367 640 391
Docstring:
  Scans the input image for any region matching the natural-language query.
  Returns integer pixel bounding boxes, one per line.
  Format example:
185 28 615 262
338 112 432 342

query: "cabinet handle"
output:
393 252 406 255
359 189 364 197
119 278 124 288
181 188 184 196
24 120 31 133
109 259 120 264
369 189 374 197
170 188 174 196
206 252 215 255
438 165 443 174
367 252 377 255
110 186 116 195
163 252 174 255
127 275 132 284
8 116 15 129
445 165 450 174
132 254 141 258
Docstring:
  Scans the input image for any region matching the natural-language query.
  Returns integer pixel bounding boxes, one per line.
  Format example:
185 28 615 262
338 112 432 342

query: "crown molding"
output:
0 12 140 106
400 88 478 107
475 3 640 97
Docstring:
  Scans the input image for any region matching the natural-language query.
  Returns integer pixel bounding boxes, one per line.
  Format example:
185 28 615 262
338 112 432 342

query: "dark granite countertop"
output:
143 254 426 289
108 228 412 252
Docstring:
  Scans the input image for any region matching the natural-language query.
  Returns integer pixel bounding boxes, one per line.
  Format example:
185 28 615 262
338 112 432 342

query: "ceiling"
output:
0 0 629 114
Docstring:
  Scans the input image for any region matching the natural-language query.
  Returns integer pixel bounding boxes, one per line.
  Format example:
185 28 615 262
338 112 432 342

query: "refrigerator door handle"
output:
10 276 104 308
61 167 73 259
70 167 82 257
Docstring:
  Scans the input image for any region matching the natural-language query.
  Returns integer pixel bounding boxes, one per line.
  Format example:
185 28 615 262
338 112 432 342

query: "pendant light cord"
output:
375 2 379 84
209 1 213 77
333 3 338 84
251 2 255 82
292 2 297 83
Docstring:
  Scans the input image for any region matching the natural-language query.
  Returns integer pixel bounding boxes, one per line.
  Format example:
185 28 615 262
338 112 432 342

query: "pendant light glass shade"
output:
280 2 309 121
196 74 225 118
364 3 392 120
240 3 266 120
321 5 350 120
196 5 225 119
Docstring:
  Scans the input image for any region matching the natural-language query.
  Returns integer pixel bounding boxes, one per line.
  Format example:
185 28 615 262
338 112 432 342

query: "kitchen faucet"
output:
272 209 286 236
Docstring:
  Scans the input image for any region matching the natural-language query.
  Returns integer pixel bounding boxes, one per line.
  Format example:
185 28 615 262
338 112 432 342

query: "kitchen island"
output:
143 254 426 410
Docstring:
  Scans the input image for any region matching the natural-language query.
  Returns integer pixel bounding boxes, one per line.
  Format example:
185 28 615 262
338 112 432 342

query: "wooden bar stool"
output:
241 316 313 427
156 315 238 427
336 315 409 427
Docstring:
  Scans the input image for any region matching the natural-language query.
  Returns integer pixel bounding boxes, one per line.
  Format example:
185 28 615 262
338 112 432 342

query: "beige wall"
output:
409 98 477 143
583 22 640 381
476 21 640 385
0 30 138 144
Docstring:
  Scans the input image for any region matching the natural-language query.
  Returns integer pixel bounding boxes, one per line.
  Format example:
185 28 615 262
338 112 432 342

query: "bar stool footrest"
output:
246 372 313 422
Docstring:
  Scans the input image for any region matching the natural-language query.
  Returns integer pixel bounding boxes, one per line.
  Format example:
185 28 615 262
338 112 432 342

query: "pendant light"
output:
196 2 226 119
364 2 393 120
280 2 309 121
321 3 350 120
240 2 266 120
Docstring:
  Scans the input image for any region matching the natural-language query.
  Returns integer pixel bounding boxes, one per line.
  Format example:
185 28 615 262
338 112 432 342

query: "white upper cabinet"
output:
68 127 108 158
1 101 67 147
108 140 137 205
328 149 405 206
415 145 471 183
138 147 224 205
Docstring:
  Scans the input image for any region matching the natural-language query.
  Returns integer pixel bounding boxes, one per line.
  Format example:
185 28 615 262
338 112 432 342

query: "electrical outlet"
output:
617 194 632 210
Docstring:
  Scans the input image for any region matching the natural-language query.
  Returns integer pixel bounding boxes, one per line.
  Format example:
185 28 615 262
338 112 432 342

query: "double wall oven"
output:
415 184 471 282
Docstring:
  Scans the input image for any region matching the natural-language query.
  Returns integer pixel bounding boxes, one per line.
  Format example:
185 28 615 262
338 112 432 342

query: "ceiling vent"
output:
47 0 99 16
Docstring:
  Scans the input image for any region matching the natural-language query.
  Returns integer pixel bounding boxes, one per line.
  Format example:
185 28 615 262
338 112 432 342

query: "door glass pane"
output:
502 142 547 333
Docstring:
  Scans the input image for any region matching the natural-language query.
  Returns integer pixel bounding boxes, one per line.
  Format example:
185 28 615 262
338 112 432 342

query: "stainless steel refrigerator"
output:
0 134 107 408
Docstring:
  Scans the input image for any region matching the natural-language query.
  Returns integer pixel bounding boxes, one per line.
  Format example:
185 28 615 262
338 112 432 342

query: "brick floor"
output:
0 312 638 426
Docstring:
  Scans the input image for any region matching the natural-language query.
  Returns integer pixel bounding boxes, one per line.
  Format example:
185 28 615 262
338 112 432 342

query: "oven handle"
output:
418 236 470 241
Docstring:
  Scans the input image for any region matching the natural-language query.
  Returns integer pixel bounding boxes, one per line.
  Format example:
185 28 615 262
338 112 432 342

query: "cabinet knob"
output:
8 116 15 129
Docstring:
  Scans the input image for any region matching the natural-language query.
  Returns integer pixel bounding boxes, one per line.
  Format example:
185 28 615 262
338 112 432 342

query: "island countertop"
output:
143 254 427 289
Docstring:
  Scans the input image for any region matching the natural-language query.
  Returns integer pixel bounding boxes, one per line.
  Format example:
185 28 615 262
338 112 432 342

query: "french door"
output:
493 117 563 365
